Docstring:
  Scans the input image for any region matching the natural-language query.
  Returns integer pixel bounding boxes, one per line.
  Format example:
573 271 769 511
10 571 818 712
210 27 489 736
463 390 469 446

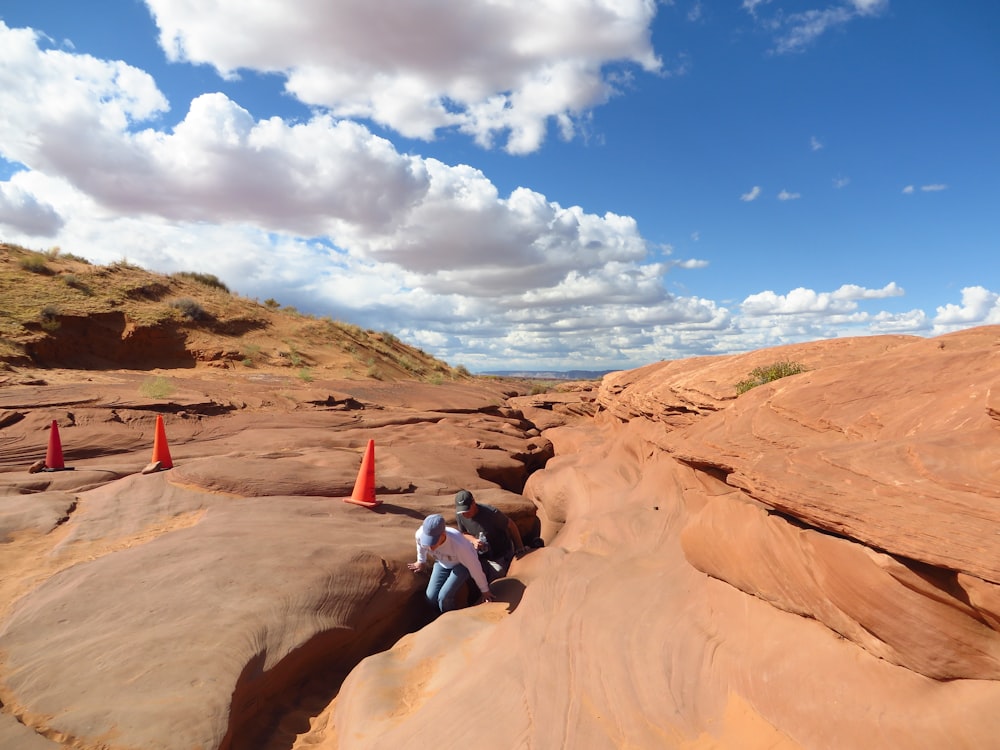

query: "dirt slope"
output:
0 242 463 382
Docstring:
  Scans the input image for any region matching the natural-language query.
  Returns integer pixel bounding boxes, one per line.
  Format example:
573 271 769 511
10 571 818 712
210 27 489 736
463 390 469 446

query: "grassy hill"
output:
0 242 468 382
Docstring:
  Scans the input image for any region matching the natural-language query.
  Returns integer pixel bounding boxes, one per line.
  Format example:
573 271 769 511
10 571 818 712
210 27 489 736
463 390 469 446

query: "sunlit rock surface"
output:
3 326 1000 749
309 326 1000 749
0 375 546 749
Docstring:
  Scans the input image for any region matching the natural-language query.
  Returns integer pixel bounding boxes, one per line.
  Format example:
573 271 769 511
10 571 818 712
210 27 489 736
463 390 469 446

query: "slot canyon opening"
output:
221 472 545 750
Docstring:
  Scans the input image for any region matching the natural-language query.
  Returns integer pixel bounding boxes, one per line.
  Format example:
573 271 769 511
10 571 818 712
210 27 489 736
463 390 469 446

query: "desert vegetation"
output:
735 360 807 394
169 297 210 322
139 376 175 399
171 271 230 293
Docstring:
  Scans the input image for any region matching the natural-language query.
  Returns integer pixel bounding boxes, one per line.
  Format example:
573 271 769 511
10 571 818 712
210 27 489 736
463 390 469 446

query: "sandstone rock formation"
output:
311 326 1000 749
0 372 547 749
3 326 1000 749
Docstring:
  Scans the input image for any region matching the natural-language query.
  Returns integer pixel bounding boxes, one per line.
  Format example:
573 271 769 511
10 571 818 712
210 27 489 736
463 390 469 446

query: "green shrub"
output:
20 253 50 274
169 297 208 321
264 298 281 309
39 304 60 332
735 361 806 395
139 376 175 399
173 271 230 293
298 367 313 382
62 273 90 292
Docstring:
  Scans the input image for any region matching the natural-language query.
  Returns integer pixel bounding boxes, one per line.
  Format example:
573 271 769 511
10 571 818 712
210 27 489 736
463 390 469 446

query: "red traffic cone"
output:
343 439 380 508
143 415 173 473
45 420 65 470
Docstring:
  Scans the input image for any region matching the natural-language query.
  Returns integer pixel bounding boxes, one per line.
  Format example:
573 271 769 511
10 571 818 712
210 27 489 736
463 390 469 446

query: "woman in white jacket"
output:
408 513 495 612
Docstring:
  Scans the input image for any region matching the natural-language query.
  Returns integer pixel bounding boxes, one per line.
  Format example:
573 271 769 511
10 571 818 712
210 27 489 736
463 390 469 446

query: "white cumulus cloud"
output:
741 282 902 316
934 287 1000 327
144 0 662 154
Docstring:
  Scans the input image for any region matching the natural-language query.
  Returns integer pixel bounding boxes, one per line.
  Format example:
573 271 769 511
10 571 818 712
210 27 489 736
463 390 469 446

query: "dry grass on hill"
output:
0 242 468 382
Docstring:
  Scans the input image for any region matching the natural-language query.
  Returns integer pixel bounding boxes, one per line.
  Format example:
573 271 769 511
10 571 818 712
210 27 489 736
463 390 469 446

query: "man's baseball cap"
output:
455 489 474 512
419 513 446 546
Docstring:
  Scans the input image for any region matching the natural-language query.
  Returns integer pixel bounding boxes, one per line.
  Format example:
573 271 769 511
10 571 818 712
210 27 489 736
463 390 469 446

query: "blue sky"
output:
0 1 997 372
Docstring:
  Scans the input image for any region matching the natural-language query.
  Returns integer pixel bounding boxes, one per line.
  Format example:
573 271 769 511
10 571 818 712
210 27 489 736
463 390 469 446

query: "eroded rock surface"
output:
3 326 1000 749
313 326 1000 749
0 373 546 749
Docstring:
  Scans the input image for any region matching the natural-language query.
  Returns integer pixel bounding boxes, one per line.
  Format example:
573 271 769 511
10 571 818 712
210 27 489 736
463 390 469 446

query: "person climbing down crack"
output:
408 513 494 612
453 489 527 582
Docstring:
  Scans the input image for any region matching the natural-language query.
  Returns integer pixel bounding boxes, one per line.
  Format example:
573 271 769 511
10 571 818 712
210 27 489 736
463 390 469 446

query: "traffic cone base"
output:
343 439 381 508
342 497 381 508
150 415 174 470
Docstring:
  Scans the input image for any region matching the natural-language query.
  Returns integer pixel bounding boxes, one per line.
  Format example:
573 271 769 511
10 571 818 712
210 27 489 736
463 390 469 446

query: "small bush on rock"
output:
140 376 175 399
735 361 806 395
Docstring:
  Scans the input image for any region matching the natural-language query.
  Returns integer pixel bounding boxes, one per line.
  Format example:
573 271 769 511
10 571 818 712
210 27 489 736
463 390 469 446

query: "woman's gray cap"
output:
419 513 446 546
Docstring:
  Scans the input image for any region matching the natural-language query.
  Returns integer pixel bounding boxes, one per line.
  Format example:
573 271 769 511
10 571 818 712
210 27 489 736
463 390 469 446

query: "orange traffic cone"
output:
45 420 66 470
343 439 380 508
143 414 173 473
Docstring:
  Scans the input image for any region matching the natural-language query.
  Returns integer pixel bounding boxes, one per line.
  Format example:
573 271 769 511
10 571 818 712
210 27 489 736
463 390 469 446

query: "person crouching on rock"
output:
454 489 526 582
408 513 494 612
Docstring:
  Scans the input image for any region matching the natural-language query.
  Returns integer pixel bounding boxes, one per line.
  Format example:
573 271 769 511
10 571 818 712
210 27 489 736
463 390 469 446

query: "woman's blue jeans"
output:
426 562 471 612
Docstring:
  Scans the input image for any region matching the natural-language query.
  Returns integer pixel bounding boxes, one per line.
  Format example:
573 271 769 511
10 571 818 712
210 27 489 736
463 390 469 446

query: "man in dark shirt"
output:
454 489 526 581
